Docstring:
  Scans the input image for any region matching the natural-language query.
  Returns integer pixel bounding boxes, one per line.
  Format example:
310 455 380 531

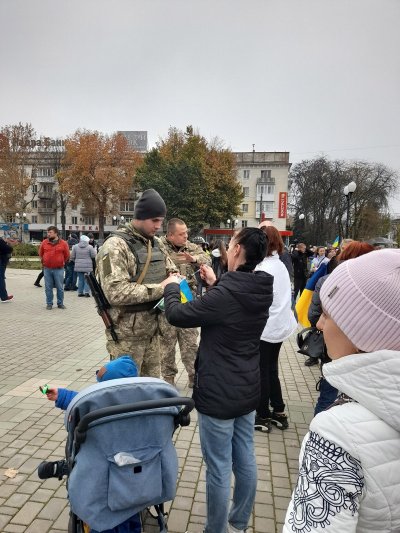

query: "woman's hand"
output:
200 264 217 286
160 275 181 288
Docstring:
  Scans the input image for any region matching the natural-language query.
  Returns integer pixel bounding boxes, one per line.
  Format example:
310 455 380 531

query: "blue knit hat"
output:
96 355 138 382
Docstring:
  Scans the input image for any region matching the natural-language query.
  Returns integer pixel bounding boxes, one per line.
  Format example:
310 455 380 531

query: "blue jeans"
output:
44 268 64 306
77 272 90 295
198 411 257 533
0 263 9 300
314 377 338 415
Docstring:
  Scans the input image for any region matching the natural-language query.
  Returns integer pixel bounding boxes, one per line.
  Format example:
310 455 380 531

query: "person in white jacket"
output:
284 248 400 533
254 225 297 433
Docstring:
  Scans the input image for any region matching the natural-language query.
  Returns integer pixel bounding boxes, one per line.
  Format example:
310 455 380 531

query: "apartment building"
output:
0 142 292 242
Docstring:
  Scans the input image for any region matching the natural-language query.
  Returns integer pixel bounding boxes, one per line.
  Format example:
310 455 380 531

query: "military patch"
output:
102 253 112 277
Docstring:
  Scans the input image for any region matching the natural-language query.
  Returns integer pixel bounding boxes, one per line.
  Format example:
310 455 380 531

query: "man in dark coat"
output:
0 236 14 301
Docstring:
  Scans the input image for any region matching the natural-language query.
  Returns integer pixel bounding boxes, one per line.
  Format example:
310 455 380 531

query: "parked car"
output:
28 239 42 246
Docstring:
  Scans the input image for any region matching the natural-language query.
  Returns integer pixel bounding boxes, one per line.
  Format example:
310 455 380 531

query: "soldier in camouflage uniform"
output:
96 190 177 377
159 218 211 387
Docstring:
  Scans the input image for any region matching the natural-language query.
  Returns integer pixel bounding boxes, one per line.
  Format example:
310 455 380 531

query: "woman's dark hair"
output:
234 227 268 272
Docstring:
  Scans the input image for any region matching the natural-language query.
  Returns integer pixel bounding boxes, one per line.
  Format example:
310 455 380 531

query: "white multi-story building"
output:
235 150 291 230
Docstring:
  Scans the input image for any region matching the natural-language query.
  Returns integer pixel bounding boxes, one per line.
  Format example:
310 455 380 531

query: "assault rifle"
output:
85 272 118 342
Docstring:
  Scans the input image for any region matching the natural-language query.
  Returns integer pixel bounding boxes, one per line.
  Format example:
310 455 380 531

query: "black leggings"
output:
257 340 285 418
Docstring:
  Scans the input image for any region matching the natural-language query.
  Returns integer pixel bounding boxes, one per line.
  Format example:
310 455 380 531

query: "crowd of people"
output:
2 188 399 533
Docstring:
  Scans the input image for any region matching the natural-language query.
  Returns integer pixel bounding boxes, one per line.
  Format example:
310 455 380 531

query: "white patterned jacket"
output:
284 350 400 533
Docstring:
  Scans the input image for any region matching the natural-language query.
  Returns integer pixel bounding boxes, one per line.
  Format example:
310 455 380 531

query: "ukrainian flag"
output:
332 236 340 248
295 263 328 327
180 279 193 303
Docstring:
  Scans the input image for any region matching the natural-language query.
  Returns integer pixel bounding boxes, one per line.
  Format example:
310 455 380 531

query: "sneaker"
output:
1 295 13 301
46 305 52 310
34 282 42 288
78 293 84 297
57 304 66 309
227 523 244 533
254 415 272 433
271 412 289 430
84 293 91 297
304 357 319 367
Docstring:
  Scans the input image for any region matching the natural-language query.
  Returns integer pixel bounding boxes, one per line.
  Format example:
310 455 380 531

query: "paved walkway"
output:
0 269 320 533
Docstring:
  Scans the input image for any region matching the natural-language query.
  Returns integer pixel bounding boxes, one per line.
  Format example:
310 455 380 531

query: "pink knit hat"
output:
320 249 400 352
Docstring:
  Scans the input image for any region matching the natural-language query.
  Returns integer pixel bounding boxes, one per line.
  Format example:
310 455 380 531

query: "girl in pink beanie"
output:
284 249 400 533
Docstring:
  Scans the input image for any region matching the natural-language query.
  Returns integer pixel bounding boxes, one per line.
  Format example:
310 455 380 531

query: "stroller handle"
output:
73 397 195 446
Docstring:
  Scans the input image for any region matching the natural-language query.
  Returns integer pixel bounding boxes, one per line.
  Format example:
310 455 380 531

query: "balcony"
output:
36 177 55 184
38 191 54 200
38 207 54 215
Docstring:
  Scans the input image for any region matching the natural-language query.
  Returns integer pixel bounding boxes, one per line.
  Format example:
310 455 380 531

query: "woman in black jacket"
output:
163 228 273 533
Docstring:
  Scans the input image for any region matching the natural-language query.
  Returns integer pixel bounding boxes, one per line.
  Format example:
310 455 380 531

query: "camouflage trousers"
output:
105 309 160 378
158 313 198 380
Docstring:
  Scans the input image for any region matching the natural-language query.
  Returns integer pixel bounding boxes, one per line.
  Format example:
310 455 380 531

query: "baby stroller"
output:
38 377 194 532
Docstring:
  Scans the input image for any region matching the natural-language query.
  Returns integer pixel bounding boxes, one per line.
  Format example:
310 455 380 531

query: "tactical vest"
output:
104 231 166 284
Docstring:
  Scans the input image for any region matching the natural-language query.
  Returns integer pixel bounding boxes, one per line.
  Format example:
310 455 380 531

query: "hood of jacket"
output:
78 240 89 248
324 350 400 431
218 270 273 314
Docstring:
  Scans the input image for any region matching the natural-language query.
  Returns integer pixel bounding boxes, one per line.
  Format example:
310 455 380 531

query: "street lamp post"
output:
299 213 305 239
344 181 357 238
15 212 27 242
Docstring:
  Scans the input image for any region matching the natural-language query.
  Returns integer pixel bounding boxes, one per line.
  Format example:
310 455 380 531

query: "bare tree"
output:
289 157 398 244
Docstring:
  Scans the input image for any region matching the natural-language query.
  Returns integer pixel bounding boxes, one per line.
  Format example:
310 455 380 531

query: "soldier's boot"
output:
164 376 175 387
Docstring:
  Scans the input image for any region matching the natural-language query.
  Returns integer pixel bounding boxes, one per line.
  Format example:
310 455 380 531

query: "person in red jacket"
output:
39 226 69 310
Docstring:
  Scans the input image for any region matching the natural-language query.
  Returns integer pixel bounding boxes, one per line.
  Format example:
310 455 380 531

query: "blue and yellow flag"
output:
332 236 340 248
295 263 328 327
179 279 193 303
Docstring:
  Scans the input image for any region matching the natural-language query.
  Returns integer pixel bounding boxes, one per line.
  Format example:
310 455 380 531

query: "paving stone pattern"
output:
0 269 321 533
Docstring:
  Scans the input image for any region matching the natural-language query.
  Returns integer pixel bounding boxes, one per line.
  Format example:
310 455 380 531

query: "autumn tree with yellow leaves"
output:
60 130 142 238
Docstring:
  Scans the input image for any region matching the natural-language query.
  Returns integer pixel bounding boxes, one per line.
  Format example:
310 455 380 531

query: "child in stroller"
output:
38 356 194 533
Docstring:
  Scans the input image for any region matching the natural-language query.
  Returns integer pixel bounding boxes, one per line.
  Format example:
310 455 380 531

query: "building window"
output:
84 216 95 225
120 201 135 212
31 215 38 223
37 168 54 177
257 201 275 218
44 215 53 224
241 220 248 228
241 204 248 213
42 200 53 209
257 184 275 197
243 187 249 198
32 184 38 193
32 200 38 208
243 170 250 180
261 170 271 180
42 184 53 194
71 216 78 225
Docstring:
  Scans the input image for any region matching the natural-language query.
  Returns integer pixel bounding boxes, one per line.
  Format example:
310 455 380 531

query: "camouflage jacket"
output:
160 236 211 292
96 224 177 307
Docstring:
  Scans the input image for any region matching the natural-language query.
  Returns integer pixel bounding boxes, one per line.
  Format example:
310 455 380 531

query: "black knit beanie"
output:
134 189 167 220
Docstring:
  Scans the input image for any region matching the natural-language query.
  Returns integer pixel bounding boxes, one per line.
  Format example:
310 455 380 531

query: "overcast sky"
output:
1 0 399 213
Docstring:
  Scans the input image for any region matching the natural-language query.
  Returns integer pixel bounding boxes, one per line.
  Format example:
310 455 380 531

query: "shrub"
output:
12 243 39 257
